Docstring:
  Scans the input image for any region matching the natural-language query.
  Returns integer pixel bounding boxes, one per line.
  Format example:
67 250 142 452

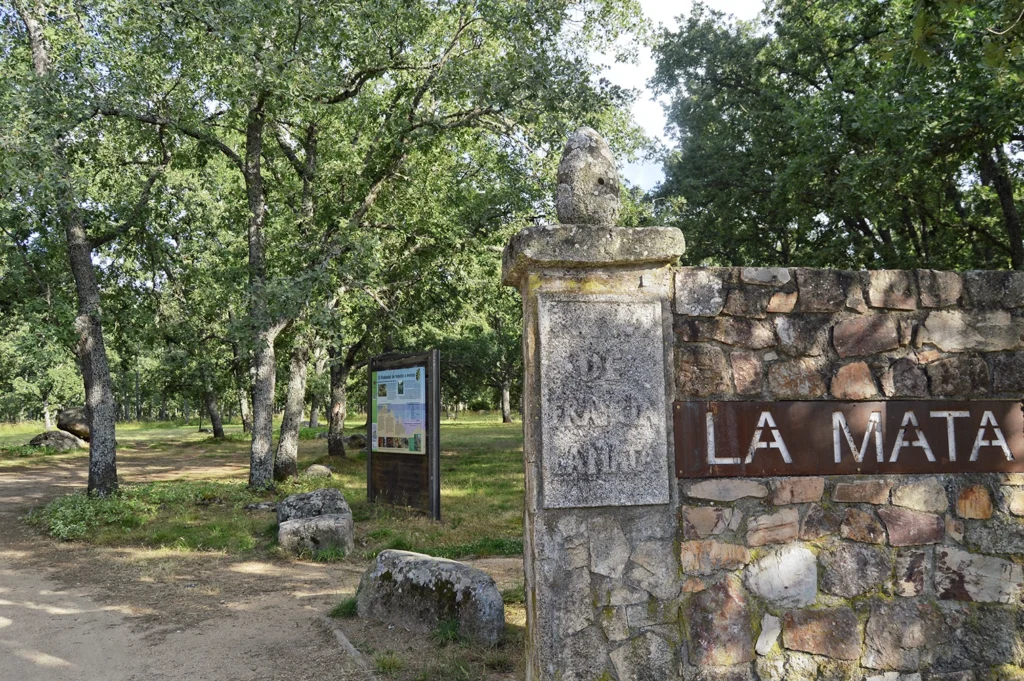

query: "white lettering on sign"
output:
832 411 883 463
685 401 1024 476
744 412 792 464
930 411 970 461
890 411 936 462
970 411 1013 461
706 411 740 465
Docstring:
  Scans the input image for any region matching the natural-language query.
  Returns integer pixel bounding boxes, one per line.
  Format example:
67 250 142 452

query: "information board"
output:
367 350 441 519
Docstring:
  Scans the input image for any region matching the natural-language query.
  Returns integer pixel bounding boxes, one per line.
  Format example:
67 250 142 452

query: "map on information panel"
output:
371 367 426 454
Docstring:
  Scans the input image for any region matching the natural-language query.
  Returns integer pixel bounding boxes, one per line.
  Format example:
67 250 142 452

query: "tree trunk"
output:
275 341 308 481
205 393 224 438
308 396 320 429
183 398 189 424
42 396 52 430
327 346 349 458
240 94 284 490
66 203 118 495
308 350 326 428
978 147 1024 270
500 381 512 423
201 368 225 439
249 330 278 488
159 393 167 421
238 386 252 433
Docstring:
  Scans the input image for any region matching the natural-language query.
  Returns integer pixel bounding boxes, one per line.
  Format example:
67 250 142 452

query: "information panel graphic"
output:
367 350 441 520
371 367 426 455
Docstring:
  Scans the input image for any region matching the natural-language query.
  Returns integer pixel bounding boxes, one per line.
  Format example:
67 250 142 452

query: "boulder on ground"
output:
277 488 350 525
356 549 505 645
278 514 354 555
57 406 90 441
316 431 329 440
302 464 333 479
28 430 86 452
343 433 367 451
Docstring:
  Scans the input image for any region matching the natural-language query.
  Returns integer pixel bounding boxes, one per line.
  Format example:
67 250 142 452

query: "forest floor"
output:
0 418 526 681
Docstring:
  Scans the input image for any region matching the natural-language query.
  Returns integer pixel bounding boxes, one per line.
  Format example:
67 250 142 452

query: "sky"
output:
600 0 764 191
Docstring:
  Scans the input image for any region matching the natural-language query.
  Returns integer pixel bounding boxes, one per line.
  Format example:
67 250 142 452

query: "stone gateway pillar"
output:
503 128 686 681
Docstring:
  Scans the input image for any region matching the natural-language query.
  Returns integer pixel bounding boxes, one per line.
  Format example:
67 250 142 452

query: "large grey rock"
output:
343 433 367 451
820 542 892 597
795 269 855 312
278 514 354 555
356 550 504 645
57 406 90 441
744 545 817 607
301 464 333 479
277 488 350 524
555 127 620 225
28 430 86 452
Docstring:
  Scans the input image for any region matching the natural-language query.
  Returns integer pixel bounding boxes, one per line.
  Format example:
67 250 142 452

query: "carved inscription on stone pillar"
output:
539 297 670 508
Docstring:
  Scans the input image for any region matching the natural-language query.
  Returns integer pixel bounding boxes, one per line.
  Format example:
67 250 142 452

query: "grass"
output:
0 444 60 459
430 618 463 647
329 596 359 618
23 413 525 561
501 583 525 605
375 651 406 676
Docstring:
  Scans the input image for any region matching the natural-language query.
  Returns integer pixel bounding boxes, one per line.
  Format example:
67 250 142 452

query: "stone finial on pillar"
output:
555 127 621 226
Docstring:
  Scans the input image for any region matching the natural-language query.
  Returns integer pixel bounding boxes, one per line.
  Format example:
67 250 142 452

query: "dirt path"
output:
0 450 522 680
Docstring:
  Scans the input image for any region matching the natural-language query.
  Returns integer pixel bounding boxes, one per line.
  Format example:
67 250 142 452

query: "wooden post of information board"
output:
366 350 441 520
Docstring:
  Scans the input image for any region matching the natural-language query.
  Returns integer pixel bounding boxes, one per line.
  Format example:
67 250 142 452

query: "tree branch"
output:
98 107 243 170
90 138 171 249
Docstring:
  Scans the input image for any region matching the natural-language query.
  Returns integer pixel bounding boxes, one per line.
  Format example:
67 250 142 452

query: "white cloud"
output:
596 0 763 191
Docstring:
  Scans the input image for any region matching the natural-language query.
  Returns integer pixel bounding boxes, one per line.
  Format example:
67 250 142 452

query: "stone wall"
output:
673 267 1024 681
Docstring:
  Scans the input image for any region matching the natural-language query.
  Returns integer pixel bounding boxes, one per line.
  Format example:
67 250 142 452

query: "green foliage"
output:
329 596 359 619
28 492 156 541
653 0 1024 270
28 480 270 548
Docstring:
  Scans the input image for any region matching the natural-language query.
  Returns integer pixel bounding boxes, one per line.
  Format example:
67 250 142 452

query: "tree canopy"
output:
1 0 648 490
653 0 1024 270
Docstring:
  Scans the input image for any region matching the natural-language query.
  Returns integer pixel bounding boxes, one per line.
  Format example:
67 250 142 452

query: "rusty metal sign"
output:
675 401 1024 478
